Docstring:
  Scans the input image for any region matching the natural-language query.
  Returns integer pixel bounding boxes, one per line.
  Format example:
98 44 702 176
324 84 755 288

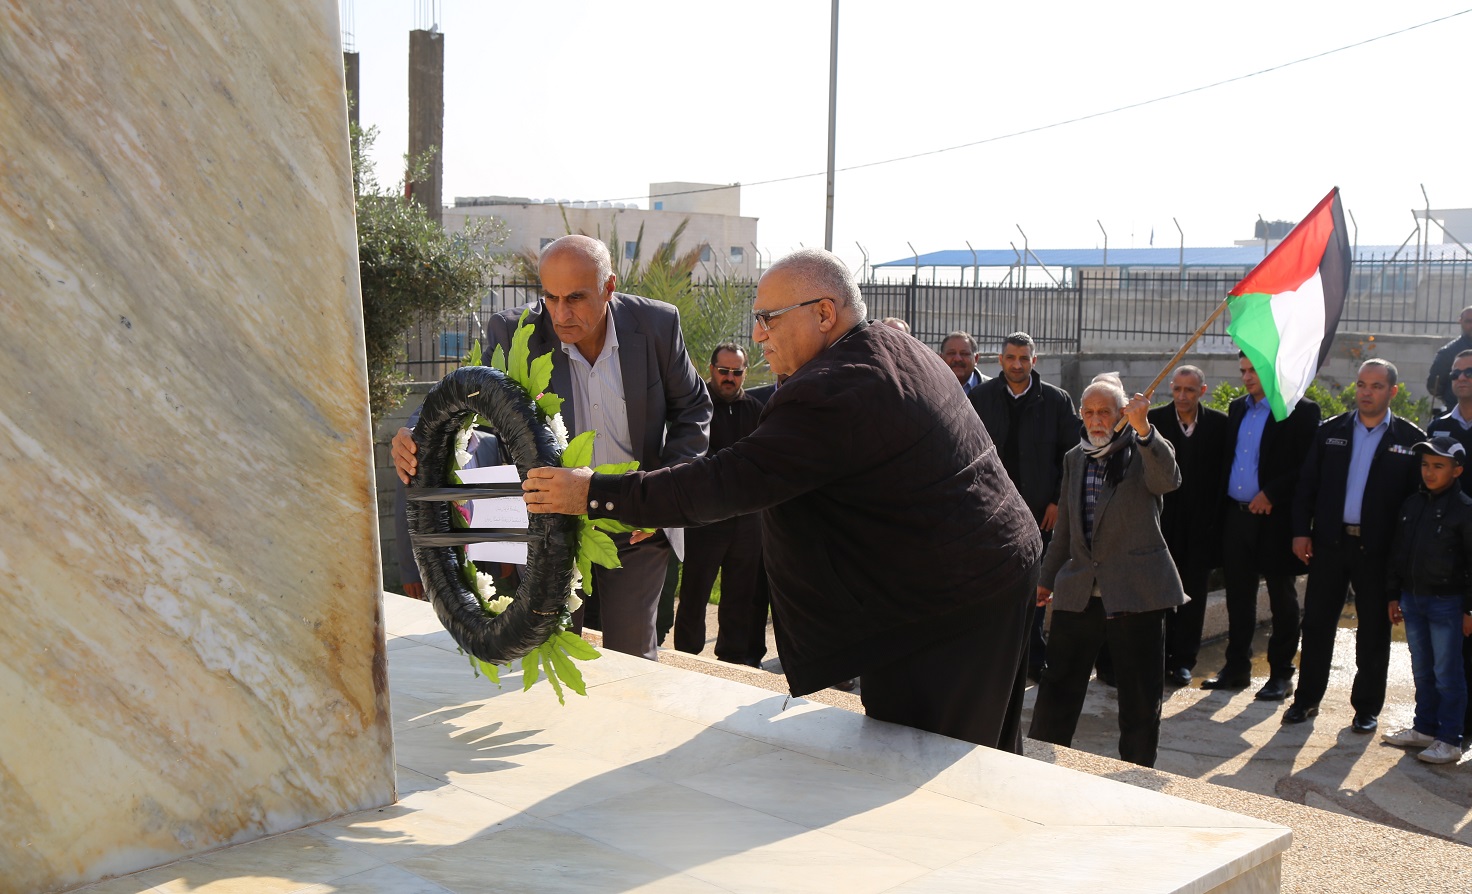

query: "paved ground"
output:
647 597 1472 893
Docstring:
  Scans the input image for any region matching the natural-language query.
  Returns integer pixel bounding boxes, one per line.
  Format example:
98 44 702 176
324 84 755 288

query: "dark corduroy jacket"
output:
586 322 1043 695
1147 404 1231 575
1226 395 1320 576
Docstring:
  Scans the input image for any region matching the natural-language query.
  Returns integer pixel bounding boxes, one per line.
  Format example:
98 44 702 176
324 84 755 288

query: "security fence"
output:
399 255 1472 379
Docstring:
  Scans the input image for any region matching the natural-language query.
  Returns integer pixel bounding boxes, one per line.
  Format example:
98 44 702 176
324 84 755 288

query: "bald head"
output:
540 234 614 285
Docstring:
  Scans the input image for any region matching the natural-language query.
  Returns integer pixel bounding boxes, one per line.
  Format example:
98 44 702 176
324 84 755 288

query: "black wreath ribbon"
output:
405 365 577 664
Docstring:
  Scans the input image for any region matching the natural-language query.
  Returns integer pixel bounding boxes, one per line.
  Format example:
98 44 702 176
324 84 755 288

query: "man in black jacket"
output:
524 248 1043 751
1204 353 1319 700
1146 366 1230 687
1284 359 1426 730
672 343 767 665
969 332 1077 680
1425 306 1472 411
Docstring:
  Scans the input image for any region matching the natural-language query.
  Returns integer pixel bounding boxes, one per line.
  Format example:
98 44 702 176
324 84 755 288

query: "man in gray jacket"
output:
1028 373 1185 767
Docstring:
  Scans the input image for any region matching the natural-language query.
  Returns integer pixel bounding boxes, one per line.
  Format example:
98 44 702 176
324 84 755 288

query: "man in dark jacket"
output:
969 332 1077 680
525 248 1043 751
673 343 767 665
1285 359 1426 730
1425 306 1472 411
1203 353 1319 701
1146 366 1230 686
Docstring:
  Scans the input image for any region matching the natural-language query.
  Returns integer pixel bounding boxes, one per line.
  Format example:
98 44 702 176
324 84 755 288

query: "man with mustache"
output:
940 331 990 394
1028 373 1185 767
523 248 1042 750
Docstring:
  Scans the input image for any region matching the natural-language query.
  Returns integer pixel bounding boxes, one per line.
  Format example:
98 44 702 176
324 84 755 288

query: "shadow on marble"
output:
134 831 384 894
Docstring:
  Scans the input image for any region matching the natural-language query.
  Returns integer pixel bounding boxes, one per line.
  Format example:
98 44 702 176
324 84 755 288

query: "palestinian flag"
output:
1226 187 1351 420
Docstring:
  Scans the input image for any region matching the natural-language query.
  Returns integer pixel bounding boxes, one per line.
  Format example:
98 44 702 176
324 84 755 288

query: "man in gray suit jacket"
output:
394 235 711 660
1028 374 1185 767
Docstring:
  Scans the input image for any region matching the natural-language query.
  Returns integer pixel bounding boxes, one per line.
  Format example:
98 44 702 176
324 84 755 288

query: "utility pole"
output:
824 0 839 251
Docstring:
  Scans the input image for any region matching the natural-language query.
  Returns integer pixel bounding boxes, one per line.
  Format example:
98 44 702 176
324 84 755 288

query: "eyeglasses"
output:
752 297 825 331
1451 369 1472 380
714 366 746 376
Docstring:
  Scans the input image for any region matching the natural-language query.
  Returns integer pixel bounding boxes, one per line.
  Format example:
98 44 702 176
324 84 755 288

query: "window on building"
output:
625 241 637 260
438 332 468 361
699 246 712 263
730 246 745 263
653 201 664 211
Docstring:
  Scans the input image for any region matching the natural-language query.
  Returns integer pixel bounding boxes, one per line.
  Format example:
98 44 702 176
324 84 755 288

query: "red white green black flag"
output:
1226 187 1351 421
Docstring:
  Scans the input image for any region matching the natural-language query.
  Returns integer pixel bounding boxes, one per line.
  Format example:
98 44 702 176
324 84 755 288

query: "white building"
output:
443 182 760 280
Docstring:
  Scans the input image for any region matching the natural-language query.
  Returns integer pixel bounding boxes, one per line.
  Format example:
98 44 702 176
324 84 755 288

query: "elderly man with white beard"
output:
1027 373 1186 767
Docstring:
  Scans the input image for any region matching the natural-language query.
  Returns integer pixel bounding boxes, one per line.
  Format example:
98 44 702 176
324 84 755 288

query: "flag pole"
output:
1112 296 1232 431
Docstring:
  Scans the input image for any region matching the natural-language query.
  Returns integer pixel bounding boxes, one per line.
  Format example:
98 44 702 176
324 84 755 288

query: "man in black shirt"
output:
969 332 1078 680
672 344 767 665
1426 306 1472 411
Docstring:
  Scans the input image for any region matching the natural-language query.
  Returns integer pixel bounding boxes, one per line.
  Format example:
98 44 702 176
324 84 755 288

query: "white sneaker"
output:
1416 740 1462 764
1382 727 1435 748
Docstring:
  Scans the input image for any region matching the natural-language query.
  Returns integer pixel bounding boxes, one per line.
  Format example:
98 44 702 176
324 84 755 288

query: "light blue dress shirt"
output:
1228 395 1270 502
561 323 637 469
1343 415 1388 525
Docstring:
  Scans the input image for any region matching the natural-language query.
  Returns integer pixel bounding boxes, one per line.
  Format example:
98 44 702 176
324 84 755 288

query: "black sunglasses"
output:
1452 369 1472 380
715 366 746 376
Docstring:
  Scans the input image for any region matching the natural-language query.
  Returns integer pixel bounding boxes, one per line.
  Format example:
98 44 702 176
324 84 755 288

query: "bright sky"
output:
346 0 1472 277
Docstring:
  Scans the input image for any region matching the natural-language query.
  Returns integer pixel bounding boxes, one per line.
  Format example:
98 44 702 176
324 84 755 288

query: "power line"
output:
588 8 1471 206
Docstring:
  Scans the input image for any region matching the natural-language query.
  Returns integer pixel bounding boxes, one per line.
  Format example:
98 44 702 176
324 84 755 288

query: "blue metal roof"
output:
874 244 1470 269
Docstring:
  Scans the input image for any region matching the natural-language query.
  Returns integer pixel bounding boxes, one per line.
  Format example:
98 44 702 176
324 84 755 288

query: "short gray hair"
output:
766 248 866 320
1172 365 1205 386
540 234 613 284
1359 357 1398 387
1081 372 1127 409
1002 332 1036 354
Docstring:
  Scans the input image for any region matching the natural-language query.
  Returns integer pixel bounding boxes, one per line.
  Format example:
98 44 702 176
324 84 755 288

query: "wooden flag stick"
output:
1113 295 1233 431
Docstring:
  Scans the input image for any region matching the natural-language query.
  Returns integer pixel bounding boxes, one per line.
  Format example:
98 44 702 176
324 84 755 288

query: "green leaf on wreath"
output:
545 641 587 697
576 553 595 595
589 517 640 535
466 339 482 367
489 343 506 371
540 644 567 705
579 523 622 570
474 657 501 685
562 430 596 468
521 650 541 692
535 392 564 418
529 352 553 398
592 461 640 475
509 318 533 388
556 631 601 661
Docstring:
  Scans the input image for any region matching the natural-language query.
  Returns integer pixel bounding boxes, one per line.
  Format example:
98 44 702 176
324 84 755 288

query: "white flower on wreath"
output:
476 571 513 615
548 412 569 448
566 567 583 614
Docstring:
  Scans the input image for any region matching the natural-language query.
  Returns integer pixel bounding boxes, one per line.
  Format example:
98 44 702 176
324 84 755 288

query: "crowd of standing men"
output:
394 238 1470 768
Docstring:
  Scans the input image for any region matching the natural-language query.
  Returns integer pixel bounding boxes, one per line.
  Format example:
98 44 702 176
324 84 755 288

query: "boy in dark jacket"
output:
1384 435 1472 764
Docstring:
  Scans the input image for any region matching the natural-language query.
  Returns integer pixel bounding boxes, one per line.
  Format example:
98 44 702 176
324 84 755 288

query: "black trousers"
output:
1295 535 1391 713
861 566 1037 752
1221 507 1302 678
673 515 767 664
571 531 671 661
1029 599 1168 768
1164 557 1211 671
1027 528 1053 675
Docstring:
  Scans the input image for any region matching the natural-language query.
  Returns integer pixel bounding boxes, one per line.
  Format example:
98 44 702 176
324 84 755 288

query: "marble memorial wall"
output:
0 2 394 890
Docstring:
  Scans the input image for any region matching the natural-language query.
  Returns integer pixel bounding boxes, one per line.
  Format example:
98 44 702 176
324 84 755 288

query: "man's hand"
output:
523 466 595 514
630 530 654 544
1036 586 1053 607
403 582 425 602
391 427 417 485
1041 503 1059 533
1464 613 1472 637
1389 599 1402 626
1293 536 1313 564
1248 491 1273 515
1125 393 1151 437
